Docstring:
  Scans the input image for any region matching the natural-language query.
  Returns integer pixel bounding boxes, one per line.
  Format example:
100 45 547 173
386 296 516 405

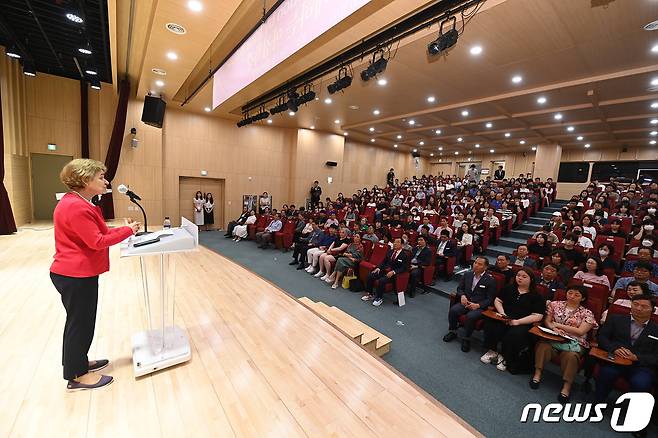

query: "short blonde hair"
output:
60 159 107 190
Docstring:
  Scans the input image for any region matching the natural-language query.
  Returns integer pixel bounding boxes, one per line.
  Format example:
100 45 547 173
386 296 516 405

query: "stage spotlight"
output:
90 78 101 90
287 89 299 113
360 52 388 82
269 96 288 115
428 16 458 56
328 67 353 94
297 89 316 106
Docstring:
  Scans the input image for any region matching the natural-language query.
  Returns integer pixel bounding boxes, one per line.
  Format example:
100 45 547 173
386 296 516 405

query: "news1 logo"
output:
520 392 655 432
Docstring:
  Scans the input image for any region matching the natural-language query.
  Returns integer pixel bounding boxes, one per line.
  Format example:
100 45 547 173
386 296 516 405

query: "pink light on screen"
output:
212 0 370 109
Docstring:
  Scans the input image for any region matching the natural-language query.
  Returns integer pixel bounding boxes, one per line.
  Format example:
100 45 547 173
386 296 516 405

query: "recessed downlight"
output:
577 136 584 141
584 143 591 148
377 78 387 86
435 129 442 135
155 80 164 87
166 23 187 35
469 45 483 56
204 107 211 112
397 135 403 139
187 1 203 12
567 126 575 132
166 51 178 60
408 120 415 126
504 132 511 138
427 96 436 103
485 122 492 128
461 110 469 117
324 98 332 104
554 113 563 120
373 109 380 115
537 96 547 104
511 75 523 84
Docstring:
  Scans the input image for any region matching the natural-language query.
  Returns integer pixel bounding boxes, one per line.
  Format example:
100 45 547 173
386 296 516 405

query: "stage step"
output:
298 297 392 356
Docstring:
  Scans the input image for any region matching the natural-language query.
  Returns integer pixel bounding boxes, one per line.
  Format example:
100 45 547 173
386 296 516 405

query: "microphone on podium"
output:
117 184 142 201
117 183 149 235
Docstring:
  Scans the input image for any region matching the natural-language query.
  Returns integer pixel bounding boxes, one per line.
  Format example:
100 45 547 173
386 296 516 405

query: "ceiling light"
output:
577 136 584 141
537 96 547 104
89 79 101 90
469 45 482 56
397 135 402 139
457 137 463 142
78 41 93 55
324 98 332 104
187 1 203 12
461 110 469 117
428 16 459 55
652 44 658 53
519 140 526 144
289 111 295 116
343 132 348 136
166 51 178 60
408 120 415 126
327 67 352 94
65 12 84 23
651 119 658 124
22 60 36 77
394 144 398 148
489 149 495 153
504 132 511 137
166 23 187 34
652 102 658 109
439 159 442 162
435 129 442 135
651 131 658 136
651 140 657 145
645 20 658 31
370 139 375 143
334 119 340 124
584 143 591 148
427 96 436 103
5 44 21 59
419 141 425 145
531 146 537 151
485 122 492 128
430 153 434 156
373 109 380 115
413 148 418 153
454 151 459 155
511 75 523 84
369 127 375 132
85 68 97 76
474 144 480 148
155 80 164 87
567 126 575 132
438 146 443 151
204 107 211 112
554 113 563 120
310 126 315 130
652 78 658 87
377 78 387 86
468 157 472 161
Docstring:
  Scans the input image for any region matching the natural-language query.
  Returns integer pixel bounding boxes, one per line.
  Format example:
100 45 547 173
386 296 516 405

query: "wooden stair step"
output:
312 302 365 343
328 306 390 356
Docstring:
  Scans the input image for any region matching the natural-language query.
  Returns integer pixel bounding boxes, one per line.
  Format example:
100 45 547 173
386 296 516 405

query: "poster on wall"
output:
258 193 272 213
243 195 258 212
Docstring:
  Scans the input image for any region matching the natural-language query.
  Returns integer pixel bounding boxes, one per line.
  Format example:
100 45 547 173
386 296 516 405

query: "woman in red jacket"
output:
50 159 140 391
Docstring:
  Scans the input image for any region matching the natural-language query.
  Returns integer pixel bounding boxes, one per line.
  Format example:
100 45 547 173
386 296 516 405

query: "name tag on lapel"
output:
479 284 486 288
648 335 658 341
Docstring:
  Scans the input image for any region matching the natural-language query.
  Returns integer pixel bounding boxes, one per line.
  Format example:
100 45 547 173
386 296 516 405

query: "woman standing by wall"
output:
204 193 215 231
51 159 140 391
193 191 205 229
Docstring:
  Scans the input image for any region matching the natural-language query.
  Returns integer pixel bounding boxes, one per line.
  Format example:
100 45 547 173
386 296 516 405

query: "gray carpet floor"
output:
200 231 650 437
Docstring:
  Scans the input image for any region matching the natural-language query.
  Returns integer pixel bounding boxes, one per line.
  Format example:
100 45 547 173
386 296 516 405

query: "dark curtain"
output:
100 79 131 219
80 80 89 158
0 84 18 234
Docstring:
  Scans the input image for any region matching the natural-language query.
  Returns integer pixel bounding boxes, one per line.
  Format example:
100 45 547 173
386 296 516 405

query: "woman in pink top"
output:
573 257 611 290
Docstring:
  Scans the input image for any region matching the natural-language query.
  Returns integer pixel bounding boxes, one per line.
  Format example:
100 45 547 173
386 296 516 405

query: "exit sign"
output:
47 143 57 151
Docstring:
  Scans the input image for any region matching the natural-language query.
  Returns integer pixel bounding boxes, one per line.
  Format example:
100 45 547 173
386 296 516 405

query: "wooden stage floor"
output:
0 226 481 438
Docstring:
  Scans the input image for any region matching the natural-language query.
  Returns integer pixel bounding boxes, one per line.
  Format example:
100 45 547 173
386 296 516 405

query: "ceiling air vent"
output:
152 68 167 76
166 23 187 35
644 20 658 31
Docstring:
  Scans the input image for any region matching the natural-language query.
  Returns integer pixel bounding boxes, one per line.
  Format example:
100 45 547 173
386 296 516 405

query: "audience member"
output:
573 257 611 290
329 234 364 290
361 238 410 307
612 261 658 294
510 244 537 268
255 213 283 249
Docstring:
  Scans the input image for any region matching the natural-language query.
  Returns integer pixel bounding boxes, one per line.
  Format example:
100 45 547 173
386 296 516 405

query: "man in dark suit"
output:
510 244 537 269
595 294 658 402
406 236 433 298
443 257 497 352
435 229 457 278
494 165 505 180
362 238 410 307
224 207 249 237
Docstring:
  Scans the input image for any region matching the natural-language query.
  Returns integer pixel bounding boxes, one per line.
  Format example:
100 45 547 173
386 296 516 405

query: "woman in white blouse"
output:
454 223 474 267
193 191 205 227
232 210 257 241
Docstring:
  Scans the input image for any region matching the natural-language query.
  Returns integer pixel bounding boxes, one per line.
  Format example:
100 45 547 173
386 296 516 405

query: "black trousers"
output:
483 318 532 362
366 270 395 299
225 221 239 236
406 267 424 294
50 272 99 380
293 241 309 263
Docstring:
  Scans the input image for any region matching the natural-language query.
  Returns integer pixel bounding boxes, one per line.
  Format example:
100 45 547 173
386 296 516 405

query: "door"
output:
179 177 225 229
31 153 73 220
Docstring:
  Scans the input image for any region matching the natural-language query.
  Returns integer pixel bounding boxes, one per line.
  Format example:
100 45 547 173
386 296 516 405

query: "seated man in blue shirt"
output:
613 261 658 295
622 247 658 278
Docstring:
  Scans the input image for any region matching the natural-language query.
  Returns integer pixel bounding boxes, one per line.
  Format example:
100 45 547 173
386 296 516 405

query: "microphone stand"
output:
130 197 150 236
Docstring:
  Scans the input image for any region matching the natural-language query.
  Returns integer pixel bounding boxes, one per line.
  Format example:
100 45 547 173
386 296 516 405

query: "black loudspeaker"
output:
411 151 420 158
325 161 338 167
141 95 166 128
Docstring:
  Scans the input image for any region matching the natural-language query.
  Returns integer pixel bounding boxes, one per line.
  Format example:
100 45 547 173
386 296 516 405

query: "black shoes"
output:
67 375 114 392
296 264 307 270
289 260 298 265
558 393 570 403
461 340 471 352
88 359 109 372
443 332 457 342
529 378 540 390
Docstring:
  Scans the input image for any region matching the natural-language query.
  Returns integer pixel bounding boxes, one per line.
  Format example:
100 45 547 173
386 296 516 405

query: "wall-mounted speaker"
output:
411 151 420 158
325 161 338 167
141 95 166 128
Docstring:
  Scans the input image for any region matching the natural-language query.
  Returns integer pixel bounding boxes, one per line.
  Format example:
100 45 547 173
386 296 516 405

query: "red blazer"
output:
50 192 134 278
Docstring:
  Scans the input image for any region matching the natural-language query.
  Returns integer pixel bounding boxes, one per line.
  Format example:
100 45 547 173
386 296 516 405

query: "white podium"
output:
121 217 198 377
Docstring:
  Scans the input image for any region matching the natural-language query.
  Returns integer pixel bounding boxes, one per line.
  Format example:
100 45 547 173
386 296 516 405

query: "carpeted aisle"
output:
200 232 644 438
